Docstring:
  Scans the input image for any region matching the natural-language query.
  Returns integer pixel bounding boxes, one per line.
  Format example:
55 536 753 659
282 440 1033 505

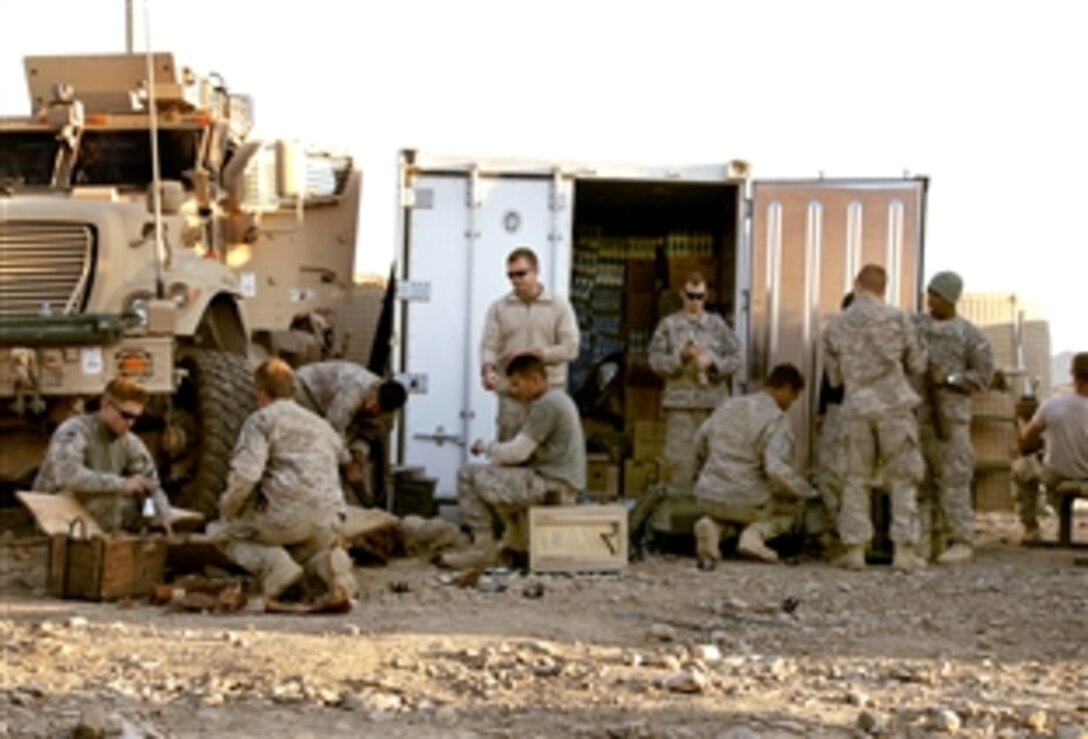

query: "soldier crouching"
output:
208 359 357 604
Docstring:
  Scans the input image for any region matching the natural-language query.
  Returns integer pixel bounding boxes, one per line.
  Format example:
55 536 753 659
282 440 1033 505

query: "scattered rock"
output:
72 707 107 739
664 670 706 694
649 623 677 642
65 616 89 630
1055 725 1088 739
932 708 962 733
691 644 722 663
856 709 887 735
847 690 870 707
1024 709 1049 732
607 718 651 738
716 727 760 739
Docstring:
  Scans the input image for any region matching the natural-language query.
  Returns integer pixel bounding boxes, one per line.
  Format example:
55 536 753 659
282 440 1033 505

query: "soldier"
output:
814 292 854 531
294 360 407 503
692 363 817 566
480 246 580 441
440 354 586 570
35 377 172 536
210 359 356 603
915 272 994 564
648 272 742 493
1015 352 1088 542
823 264 928 571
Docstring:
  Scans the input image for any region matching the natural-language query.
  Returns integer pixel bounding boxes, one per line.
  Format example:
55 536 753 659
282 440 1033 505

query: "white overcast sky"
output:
1 0 1083 355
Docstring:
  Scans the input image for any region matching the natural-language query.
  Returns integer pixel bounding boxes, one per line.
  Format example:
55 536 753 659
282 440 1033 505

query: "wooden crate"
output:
529 505 628 573
632 421 666 461
623 458 659 496
973 467 1015 513
585 454 621 499
48 534 167 601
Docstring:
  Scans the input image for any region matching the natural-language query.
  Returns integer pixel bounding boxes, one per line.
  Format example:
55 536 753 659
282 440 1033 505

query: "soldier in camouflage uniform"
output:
649 273 742 493
480 246 580 441
823 265 928 571
211 359 356 603
35 377 172 535
441 355 586 570
914 272 994 564
294 360 407 504
692 364 817 566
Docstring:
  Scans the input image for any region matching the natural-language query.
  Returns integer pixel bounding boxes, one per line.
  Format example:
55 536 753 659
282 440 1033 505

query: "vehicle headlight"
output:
123 292 152 327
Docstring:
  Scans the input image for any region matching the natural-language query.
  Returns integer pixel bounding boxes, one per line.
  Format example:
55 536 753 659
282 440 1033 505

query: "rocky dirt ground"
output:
1 511 1086 739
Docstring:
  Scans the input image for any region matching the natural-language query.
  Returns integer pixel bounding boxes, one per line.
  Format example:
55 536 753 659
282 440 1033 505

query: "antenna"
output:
142 0 166 299
125 0 134 53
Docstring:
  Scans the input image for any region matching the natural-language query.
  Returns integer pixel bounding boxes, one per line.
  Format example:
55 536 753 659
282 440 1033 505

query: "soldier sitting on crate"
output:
35 377 173 536
692 363 817 567
294 359 408 505
440 354 586 571
1014 352 1088 543
209 359 357 604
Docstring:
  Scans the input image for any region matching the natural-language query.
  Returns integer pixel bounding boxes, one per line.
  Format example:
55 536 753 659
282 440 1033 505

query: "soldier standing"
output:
35 377 172 535
294 360 407 503
915 272 994 563
648 272 742 493
692 364 817 566
211 359 356 603
441 355 586 570
823 264 928 571
480 246 580 441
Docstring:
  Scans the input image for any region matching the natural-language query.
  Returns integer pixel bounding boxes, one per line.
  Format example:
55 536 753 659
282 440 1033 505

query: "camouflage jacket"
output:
33 413 171 519
649 310 742 410
693 391 814 509
823 294 927 419
914 313 995 424
219 399 346 524
294 360 381 441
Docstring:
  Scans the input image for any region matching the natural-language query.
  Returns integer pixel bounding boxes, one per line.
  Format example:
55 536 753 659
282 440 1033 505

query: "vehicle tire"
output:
170 349 255 516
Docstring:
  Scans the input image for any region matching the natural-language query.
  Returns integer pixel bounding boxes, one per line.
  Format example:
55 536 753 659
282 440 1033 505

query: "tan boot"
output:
262 555 304 599
694 516 723 565
834 544 866 571
892 543 927 572
438 530 498 571
736 526 779 563
936 542 973 565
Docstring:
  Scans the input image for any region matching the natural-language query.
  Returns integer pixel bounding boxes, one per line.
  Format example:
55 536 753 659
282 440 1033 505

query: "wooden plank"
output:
16 492 104 537
529 505 628 573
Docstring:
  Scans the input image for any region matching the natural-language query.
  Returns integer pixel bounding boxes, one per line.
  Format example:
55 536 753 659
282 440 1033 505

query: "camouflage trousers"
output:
838 411 924 546
495 393 529 443
458 464 572 552
664 408 712 494
918 418 975 552
1012 456 1065 530
815 404 848 521
209 505 345 590
699 495 801 542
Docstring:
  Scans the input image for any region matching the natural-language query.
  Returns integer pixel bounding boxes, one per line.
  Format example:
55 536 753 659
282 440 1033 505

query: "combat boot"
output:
736 526 779 563
936 542 973 565
834 544 866 570
262 555 305 599
438 530 498 571
693 516 723 567
892 543 927 572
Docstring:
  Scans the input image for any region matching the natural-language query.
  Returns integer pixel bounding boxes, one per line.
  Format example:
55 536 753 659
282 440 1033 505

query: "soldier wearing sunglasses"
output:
649 272 742 494
35 377 173 535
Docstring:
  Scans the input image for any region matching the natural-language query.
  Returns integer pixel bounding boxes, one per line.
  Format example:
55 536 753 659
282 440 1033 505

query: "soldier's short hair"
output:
685 272 706 288
1073 352 1088 383
765 363 805 392
855 264 887 295
255 358 295 399
377 380 408 412
506 246 539 270
104 377 148 406
506 354 547 380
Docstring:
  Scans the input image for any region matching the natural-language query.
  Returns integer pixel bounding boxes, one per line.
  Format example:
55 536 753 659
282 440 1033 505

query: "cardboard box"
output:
633 420 666 461
529 504 629 572
586 453 621 498
624 459 659 495
624 387 661 423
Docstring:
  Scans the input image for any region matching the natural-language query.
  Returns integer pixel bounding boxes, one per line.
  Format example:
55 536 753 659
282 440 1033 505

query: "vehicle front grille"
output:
0 221 95 317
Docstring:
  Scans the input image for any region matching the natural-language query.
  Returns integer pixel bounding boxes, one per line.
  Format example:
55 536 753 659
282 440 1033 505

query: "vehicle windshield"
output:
73 129 202 187
0 132 57 186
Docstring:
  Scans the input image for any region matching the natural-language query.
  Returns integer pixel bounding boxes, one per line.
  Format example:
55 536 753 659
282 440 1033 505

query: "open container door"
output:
395 153 573 498
748 178 928 466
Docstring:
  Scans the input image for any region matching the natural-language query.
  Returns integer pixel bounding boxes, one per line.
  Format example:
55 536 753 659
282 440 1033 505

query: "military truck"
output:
0 53 362 514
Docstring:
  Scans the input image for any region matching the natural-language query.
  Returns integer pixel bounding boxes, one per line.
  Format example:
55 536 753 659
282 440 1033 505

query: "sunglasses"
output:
684 291 706 301
507 269 530 279
110 400 141 422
